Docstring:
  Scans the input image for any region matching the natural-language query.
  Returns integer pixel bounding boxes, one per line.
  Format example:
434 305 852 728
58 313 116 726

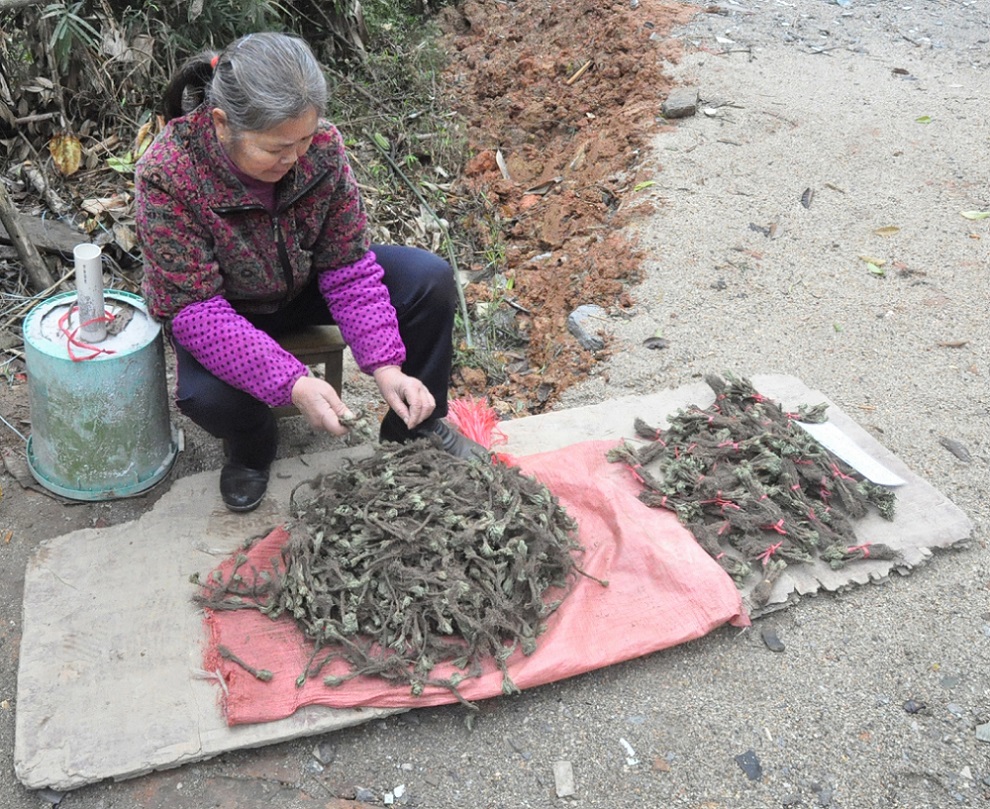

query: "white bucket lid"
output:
24 291 159 361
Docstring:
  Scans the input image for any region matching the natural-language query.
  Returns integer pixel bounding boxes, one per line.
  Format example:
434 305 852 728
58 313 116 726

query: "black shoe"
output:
219 462 270 512
415 420 490 461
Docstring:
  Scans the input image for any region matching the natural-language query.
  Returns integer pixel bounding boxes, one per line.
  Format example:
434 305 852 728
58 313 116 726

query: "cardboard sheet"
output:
14 376 972 790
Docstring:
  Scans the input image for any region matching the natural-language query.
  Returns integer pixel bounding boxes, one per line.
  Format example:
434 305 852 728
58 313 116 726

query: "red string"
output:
57 305 117 362
624 463 644 484
761 520 787 536
830 462 856 481
756 540 784 566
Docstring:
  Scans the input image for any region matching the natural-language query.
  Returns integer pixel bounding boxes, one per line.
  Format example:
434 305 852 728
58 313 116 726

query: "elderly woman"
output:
136 32 483 513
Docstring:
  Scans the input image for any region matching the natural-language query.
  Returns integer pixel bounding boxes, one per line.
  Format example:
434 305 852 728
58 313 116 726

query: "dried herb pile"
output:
198 441 584 703
608 373 897 604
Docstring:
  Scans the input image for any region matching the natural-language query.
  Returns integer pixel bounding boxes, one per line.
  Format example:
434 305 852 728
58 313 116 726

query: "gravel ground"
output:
3 1 989 807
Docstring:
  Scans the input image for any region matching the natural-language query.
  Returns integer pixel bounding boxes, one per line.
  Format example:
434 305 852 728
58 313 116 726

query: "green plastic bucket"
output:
23 290 178 501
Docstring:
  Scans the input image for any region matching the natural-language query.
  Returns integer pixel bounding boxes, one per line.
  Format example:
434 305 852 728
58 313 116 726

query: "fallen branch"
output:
0 0 45 11
565 60 593 86
0 181 55 292
12 113 59 126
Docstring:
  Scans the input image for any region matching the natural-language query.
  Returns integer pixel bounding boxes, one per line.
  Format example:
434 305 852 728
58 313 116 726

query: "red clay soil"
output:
437 0 700 414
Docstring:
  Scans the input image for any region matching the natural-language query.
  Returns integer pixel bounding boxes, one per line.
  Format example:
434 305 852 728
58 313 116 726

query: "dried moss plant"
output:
608 373 897 604
197 440 586 704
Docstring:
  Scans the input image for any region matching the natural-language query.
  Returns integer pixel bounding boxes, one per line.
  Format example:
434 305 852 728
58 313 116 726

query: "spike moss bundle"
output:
607 373 897 597
197 441 588 705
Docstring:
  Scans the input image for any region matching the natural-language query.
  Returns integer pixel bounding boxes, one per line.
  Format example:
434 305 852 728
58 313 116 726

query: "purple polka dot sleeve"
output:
318 250 406 374
171 296 307 407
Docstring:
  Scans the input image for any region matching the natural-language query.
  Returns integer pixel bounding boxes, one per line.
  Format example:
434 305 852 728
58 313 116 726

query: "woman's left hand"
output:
373 365 435 429
290 375 354 435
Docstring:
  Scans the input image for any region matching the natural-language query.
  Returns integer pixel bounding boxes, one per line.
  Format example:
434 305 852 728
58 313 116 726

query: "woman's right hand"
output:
290 375 354 436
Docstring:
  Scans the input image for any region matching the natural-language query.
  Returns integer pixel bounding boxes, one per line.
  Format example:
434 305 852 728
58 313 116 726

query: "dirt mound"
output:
438 0 699 413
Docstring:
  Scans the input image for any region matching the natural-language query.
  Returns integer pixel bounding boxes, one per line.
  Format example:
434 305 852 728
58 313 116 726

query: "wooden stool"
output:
272 325 346 418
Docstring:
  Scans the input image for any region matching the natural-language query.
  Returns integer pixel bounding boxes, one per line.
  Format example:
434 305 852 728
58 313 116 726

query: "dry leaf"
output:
858 255 886 266
113 222 138 253
525 178 561 196
49 132 82 176
134 119 157 157
495 149 511 181
874 226 900 237
81 195 130 216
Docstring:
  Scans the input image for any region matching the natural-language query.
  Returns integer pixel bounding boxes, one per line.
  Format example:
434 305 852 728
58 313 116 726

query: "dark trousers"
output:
173 244 457 469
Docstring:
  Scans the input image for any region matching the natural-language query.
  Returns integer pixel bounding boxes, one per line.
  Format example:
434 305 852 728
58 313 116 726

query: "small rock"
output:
643 335 670 350
652 756 671 772
947 703 965 718
304 759 324 774
975 723 990 743
782 794 801 807
761 626 786 653
400 762 414 771
619 737 639 766
903 699 926 714
355 787 376 802
394 784 407 798
38 789 65 806
553 760 576 797
661 87 699 119
734 749 763 781
938 436 972 463
313 740 336 765
507 735 533 761
960 766 973 780
566 304 608 351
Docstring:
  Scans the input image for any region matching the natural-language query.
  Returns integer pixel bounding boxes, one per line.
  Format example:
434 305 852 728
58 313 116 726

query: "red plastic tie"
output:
58 306 116 362
756 540 784 566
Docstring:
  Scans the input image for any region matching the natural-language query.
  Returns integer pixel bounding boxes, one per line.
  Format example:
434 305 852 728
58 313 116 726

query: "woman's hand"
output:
373 365 435 429
290 375 354 436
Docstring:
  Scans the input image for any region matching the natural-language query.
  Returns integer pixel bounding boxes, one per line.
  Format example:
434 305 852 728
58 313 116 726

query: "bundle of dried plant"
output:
198 441 587 704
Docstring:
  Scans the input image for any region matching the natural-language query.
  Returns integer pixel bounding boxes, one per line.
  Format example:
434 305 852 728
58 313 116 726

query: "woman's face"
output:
212 107 318 183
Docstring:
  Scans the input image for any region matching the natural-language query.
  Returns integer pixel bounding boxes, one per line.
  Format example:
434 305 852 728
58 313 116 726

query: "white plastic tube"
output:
74 243 106 343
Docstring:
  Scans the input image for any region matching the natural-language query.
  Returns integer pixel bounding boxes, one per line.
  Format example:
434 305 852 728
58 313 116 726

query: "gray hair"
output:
164 32 327 130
